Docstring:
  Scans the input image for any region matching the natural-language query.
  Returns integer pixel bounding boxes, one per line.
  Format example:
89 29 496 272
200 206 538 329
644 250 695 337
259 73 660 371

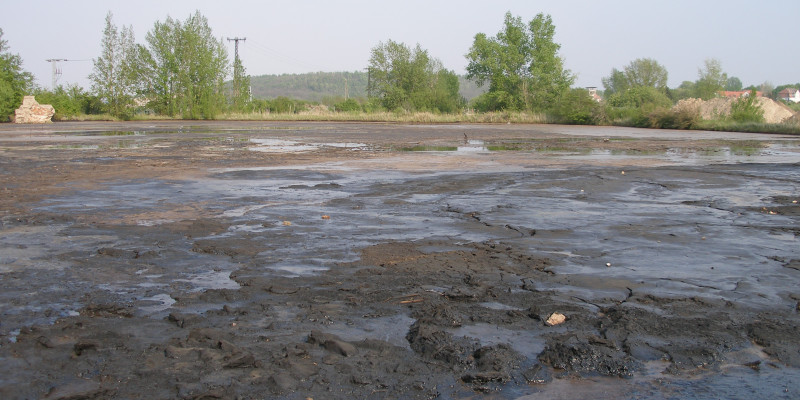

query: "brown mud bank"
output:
0 122 799 399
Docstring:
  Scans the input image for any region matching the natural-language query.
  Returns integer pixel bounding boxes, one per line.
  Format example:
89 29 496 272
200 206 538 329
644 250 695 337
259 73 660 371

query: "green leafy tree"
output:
623 58 668 90
669 80 696 101
693 58 727 100
137 11 228 119
725 76 743 91
603 58 668 96
367 40 462 112
0 28 34 121
601 68 628 97
89 12 137 118
465 12 573 111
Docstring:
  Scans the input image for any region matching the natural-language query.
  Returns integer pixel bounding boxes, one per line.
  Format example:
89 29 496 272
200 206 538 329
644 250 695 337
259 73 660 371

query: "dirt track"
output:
0 121 799 399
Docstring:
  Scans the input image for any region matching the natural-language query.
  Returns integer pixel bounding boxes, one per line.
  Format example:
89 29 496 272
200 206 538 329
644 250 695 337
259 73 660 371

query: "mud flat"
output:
0 121 799 399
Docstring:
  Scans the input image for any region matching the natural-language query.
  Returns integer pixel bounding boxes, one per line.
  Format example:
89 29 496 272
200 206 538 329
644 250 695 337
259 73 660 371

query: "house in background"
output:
585 87 602 102
721 90 763 98
778 88 800 103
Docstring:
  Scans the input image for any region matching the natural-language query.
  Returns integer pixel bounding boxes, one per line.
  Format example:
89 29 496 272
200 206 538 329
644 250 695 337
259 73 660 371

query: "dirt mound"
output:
674 97 796 124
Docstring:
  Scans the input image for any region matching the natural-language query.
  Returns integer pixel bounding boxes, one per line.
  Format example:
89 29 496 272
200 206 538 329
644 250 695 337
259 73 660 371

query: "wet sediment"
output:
0 122 799 399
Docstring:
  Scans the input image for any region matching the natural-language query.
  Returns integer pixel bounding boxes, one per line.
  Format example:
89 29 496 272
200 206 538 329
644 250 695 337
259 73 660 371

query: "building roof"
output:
721 90 763 98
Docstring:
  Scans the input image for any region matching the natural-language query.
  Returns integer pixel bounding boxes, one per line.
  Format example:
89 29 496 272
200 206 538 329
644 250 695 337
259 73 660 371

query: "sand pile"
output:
674 97 796 123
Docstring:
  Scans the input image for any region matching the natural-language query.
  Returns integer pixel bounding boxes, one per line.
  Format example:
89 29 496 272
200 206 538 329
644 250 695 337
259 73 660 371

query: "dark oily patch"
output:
746 317 800 367
538 333 640 378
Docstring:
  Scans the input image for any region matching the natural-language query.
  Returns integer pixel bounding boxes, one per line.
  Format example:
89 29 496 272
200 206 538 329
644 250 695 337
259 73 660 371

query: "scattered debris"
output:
13 96 55 124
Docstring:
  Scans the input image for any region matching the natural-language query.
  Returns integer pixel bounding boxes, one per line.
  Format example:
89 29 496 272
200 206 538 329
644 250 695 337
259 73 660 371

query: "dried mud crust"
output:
2 238 799 399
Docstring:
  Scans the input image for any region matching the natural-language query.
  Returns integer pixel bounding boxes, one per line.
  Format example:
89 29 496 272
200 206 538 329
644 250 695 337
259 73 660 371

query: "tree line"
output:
0 10 798 123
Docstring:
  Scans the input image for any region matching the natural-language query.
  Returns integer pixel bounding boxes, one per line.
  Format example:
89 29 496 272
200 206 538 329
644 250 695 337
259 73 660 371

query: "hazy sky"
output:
1 0 797 91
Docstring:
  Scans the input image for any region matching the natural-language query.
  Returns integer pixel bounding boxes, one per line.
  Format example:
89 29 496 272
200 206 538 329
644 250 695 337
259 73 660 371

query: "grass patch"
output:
396 145 458 152
218 110 548 124
695 120 800 135
487 144 525 151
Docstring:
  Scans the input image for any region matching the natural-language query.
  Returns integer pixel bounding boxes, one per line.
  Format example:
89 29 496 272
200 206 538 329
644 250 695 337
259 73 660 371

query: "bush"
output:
32 84 104 120
334 98 362 112
268 96 296 113
729 91 764 123
646 107 700 129
607 86 673 109
551 89 604 125
605 86 674 127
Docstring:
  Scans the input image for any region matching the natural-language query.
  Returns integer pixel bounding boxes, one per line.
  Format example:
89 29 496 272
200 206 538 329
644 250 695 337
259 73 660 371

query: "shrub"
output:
32 84 104 120
605 86 674 127
647 107 700 129
551 89 604 125
729 91 764 123
334 98 362 112
607 86 673 109
268 96 296 113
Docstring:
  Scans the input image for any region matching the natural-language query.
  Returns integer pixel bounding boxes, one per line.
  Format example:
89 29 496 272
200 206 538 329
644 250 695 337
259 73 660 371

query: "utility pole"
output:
46 59 67 90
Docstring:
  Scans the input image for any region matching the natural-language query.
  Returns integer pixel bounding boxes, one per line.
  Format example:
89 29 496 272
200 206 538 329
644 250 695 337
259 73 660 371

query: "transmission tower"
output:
45 59 87 90
227 37 247 101
46 59 67 90
227 37 246 62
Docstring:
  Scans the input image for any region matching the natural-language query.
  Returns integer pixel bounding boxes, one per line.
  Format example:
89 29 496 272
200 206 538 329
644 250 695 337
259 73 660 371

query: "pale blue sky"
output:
1 0 797 91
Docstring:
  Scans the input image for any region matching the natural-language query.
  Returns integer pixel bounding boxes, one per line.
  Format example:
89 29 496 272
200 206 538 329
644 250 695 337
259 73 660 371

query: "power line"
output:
45 59 89 90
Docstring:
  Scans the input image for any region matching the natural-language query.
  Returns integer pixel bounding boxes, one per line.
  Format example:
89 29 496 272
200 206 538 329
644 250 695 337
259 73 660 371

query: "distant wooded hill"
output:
249 71 486 103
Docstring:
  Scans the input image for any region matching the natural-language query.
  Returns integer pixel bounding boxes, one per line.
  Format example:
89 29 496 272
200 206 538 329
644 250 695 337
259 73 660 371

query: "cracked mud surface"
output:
1 121 799 399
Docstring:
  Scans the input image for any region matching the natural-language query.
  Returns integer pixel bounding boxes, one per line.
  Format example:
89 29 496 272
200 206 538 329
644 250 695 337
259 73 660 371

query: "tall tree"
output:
725 76 743 91
601 68 628 97
465 12 573 111
367 40 462 112
602 58 668 96
138 11 228 119
89 12 137 118
623 58 668 90
693 58 728 100
526 13 574 110
0 28 34 121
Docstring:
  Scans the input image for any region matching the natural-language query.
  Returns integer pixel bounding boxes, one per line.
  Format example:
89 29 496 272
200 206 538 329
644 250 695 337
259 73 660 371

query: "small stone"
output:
545 312 566 326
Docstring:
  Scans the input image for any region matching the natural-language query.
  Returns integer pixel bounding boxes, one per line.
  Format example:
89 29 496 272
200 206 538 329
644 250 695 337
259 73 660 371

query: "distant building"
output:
721 90 763 98
585 87 602 102
777 88 800 103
